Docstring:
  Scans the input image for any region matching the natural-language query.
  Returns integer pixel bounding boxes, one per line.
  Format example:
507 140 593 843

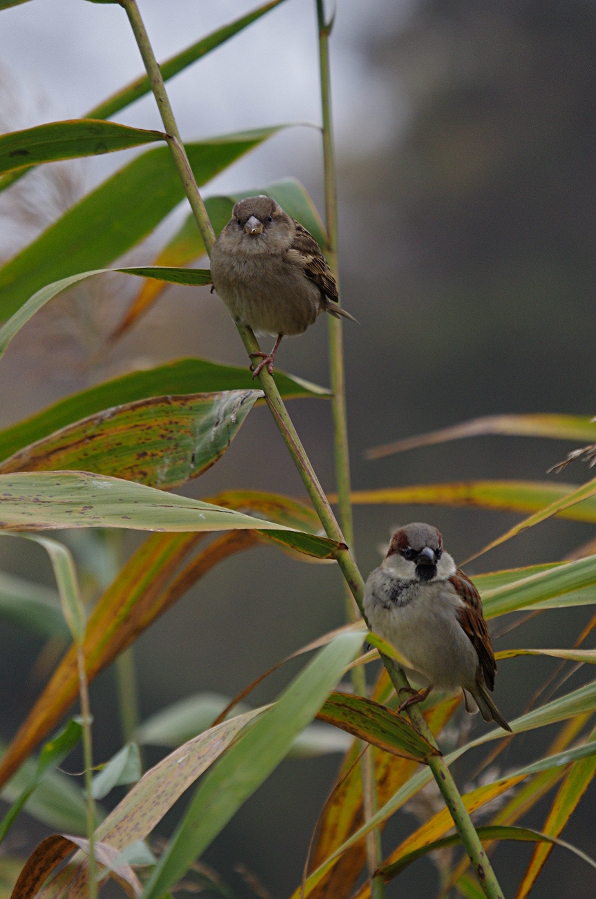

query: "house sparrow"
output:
210 196 357 377
363 522 512 732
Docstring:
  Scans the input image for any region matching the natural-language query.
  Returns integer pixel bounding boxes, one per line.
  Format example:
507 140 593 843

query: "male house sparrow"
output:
210 196 356 377
364 522 512 732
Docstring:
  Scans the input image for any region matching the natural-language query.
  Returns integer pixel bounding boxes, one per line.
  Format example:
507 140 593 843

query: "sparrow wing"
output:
450 569 497 691
290 221 339 302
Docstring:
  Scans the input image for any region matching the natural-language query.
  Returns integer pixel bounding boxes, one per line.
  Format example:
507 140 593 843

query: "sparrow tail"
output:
325 302 358 323
475 682 512 733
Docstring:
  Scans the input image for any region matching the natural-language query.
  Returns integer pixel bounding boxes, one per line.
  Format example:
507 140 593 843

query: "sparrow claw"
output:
398 684 433 713
249 352 275 378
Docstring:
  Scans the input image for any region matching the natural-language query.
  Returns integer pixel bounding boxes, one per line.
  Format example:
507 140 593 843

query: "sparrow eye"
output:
267 216 273 223
435 548 443 560
401 547 415 561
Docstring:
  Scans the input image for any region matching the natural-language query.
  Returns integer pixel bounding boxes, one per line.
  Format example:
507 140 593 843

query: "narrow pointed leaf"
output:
15 536 85 642
343 481 596 523
91 744 141 801
469 473 596 562
300 694 461 899
366 414 596 460
8 834 143 899
38 710 263 899
0 532 207 792
0 266 209 362
142 632 366 899
111 177 327 339
298 682 596 897
0 390 260 490
516 725 596 899
316 692 438 761
496 647 596 663
0 720 82 846
0 506 340 792
479 554 596 618
0 358 330 466
0 471 314 535
135 692 350 757
0 121 165 175
377 825 596 883
0 128 282 319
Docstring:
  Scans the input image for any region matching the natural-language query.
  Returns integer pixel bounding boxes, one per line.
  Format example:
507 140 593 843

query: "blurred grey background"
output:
1 0 596 896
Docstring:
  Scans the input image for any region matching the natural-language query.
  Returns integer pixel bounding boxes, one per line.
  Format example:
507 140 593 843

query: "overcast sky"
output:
1 0 410 197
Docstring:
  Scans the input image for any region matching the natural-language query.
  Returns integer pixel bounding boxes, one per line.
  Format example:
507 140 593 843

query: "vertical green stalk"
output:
316 2 383 894
118 3 505 896
115 648 140 744
76 644 97 899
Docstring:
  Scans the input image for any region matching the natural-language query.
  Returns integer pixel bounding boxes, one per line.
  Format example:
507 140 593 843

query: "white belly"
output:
363 569 479 692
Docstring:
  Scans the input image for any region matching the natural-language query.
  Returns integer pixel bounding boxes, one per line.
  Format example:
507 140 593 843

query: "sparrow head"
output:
229 196 293 250
383 522 455 582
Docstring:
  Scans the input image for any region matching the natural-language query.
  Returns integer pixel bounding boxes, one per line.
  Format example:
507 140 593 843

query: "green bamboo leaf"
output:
142 631 366 899
366 414 596 460
0 1 289 194
110 178 327 341
377 825 596 882
0 720 82 845
37 710 264 899
469 474 596 562
0 266 211 362
517 728 596 898
211 490 321 533
298 681 596 897
88 1 287 120
91 744 141 801
0 390 261 490
480 554 596 618
11 535 85 642
317 692 438 761
0 121 165 175
1 756 92 835
345 481 596 524
0 358 330 466
0 128 282 319
0 471 336 542
0 571 67 638
135 692 351 758
496 647 596 663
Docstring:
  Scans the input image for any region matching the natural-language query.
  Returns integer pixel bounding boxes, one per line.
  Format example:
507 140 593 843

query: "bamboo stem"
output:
119 4 505 896
77 643 97 899
316 3 383 893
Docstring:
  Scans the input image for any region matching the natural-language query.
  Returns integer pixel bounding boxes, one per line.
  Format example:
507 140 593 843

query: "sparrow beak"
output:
244 215 263 235
418 547 436 565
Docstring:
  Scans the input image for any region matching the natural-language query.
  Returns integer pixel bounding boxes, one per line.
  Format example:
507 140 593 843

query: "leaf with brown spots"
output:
0 391 259 490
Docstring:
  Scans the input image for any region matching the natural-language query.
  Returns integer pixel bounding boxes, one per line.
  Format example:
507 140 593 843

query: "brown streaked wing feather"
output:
450 569 497 691
290 220 338 302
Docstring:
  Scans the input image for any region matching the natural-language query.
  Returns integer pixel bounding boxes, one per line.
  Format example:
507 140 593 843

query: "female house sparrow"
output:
210 196 356 377
364 522 511 732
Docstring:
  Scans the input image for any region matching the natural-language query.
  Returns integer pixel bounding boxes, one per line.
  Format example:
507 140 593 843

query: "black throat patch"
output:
416 564 437 582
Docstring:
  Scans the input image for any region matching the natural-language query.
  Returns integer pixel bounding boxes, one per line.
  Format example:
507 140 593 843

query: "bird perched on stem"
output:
364 522 511 732
210 195 356 377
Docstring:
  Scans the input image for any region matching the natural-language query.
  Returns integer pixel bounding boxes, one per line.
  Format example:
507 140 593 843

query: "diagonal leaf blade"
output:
0 390 260 490
343 481 596 523
0 121 165 175
141 632 366 899
366 414 596 459
0 128 283 320
0 358 329 466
